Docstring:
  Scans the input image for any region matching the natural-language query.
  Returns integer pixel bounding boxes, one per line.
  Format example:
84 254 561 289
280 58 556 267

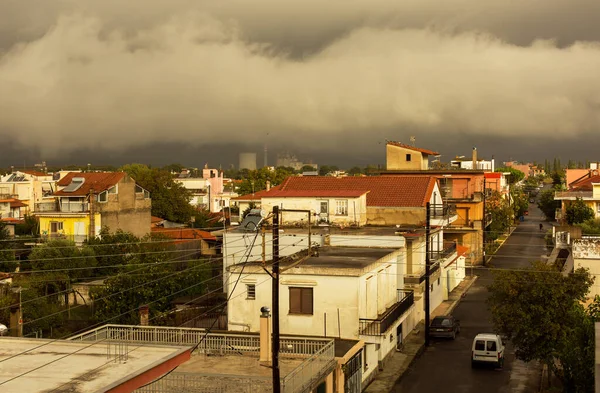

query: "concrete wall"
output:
366 207 425 226
573 239 600 298
386 145 426 171
96 175 151 237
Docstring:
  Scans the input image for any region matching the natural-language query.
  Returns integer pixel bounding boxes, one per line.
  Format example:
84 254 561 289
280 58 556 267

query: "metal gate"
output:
343 351 362 393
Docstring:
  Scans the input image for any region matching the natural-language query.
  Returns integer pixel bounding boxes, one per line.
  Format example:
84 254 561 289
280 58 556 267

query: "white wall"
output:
573 239 600 298
261 196 367 226
223 232 319 291
329 235 404 249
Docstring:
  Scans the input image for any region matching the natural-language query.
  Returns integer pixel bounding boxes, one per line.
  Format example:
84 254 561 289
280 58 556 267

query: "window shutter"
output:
301 288 313 314
290 288 301 314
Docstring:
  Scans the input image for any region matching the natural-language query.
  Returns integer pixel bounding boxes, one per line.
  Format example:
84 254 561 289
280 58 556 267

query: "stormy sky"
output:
1 0 600 169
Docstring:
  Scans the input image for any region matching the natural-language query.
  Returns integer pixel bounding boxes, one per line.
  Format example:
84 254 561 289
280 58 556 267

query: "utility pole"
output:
271 206 281 393
482 176 486 266
425 202 431 347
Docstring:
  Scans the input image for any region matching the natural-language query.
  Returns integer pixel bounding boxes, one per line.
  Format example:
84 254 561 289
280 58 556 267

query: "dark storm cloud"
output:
1 0 600 164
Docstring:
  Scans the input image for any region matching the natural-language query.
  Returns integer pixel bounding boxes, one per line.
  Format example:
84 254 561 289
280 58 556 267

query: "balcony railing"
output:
35 202 89 213
429 203 456 218
359 290 414 336
555 191 594 199
429 242 457 262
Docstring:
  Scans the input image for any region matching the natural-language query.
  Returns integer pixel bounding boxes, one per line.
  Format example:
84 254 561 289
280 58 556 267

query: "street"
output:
392 202 547 393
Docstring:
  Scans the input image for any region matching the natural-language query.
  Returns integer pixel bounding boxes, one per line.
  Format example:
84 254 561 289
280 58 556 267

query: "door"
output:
396 323 403 350
319 201 329 223
74 221 86 244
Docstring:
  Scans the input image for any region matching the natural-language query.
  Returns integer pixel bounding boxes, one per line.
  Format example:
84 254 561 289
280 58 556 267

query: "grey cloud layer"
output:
1 1 600 157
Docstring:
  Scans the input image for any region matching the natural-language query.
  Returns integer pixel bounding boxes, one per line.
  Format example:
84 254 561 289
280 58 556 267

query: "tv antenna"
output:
410 136 416 146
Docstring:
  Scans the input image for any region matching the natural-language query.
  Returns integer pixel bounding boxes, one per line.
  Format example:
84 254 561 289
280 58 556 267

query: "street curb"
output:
486 225 517 264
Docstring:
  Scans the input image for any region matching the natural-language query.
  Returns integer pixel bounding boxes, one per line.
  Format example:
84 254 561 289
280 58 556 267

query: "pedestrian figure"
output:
539 223 543 231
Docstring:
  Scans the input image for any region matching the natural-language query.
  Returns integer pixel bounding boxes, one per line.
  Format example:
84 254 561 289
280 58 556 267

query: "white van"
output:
471 333 505 368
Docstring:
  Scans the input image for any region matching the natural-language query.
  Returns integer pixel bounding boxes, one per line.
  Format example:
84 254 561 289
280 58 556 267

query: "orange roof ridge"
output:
386 141 439 156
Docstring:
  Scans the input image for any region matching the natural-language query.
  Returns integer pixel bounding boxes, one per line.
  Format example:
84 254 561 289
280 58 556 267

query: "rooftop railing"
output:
359 290 414 336
69 325 335 393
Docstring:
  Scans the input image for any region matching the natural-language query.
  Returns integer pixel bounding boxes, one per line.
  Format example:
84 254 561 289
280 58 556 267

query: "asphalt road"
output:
392 201 547 393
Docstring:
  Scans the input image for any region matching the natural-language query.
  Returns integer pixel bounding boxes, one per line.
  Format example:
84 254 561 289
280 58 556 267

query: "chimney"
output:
139 305 149 326
472 147 478 170
259 306 272 364
266 181 271 192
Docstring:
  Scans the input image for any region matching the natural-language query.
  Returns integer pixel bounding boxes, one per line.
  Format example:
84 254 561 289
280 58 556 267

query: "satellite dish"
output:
0 324 8 336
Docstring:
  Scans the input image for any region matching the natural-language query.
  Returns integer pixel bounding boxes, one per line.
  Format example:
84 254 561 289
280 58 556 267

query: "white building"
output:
0 171 56 213
175 167 238 213
227 243 415 386
573 237 600 299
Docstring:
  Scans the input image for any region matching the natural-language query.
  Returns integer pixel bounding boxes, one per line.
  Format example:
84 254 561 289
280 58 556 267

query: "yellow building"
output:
35 172 151 244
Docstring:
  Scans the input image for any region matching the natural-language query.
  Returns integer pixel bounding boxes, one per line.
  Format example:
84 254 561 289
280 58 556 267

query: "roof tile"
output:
54 172 126 196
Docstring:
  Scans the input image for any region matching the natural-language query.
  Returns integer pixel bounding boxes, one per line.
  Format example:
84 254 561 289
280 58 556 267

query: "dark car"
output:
429 315 460 339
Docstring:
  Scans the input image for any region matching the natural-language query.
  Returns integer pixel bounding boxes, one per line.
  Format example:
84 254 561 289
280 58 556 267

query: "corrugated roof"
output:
260 176 437 207
386 141 439 156
54 172 126 196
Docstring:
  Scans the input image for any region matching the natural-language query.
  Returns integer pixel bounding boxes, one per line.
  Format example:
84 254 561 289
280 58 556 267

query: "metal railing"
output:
429 203 457 218
34 201 89 213
68 324 332 357
555 191 593 199
429 242 457 262
281 339 336 393
359 290 414 336
70 325 335 393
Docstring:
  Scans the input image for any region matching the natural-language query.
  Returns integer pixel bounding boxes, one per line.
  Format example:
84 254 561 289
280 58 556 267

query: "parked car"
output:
429 315 460 339
471 333 505 368
529 198 535 203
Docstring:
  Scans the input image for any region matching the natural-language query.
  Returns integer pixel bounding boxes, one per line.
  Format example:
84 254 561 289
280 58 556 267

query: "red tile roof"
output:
264 190 367 198
386 141 439 156
232 184 283 201
570 172 600 191
457 245 470 257
151 227 217 241
151 216 165 223
54 172 126 196
0 198 27 208
252 176 436 207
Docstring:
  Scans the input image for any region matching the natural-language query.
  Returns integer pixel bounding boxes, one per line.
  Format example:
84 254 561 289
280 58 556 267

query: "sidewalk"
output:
364 275 478 393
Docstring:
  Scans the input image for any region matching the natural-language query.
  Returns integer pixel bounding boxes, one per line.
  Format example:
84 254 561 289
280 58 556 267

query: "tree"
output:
86 228 141 277
0 221 15 272
576 218 600 235
495 167 525 184
565 198 595 225
237 167 296 195
121 164 194 223
15 215 39 237
538 189 559 220
486 191 513 241
300 165 317 173
90 237 211 325
487 261 595 391
191 208 222 229
348 166 363 176
552 171 564 187
318 165 338 176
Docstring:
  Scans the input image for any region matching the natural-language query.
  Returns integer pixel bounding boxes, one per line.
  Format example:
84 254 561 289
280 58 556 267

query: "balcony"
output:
555 191 594 200
359 290 414 336
429 242 457 263
35 201 89 213
429 203 458 226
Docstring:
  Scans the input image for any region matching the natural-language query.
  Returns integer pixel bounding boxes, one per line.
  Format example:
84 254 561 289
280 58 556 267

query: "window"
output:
437 277 440 285
246 284 256 300
97 191 108 203
406 154 412 162
289 287 313 314
597 203 600 213
486 341 497 351
320 201 328 214
335 200 348 216
475 340 485 351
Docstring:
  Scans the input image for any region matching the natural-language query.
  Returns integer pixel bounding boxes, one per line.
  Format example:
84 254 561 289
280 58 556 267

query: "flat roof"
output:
282 247 398 269
177 353 303 377
0 337 190 393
